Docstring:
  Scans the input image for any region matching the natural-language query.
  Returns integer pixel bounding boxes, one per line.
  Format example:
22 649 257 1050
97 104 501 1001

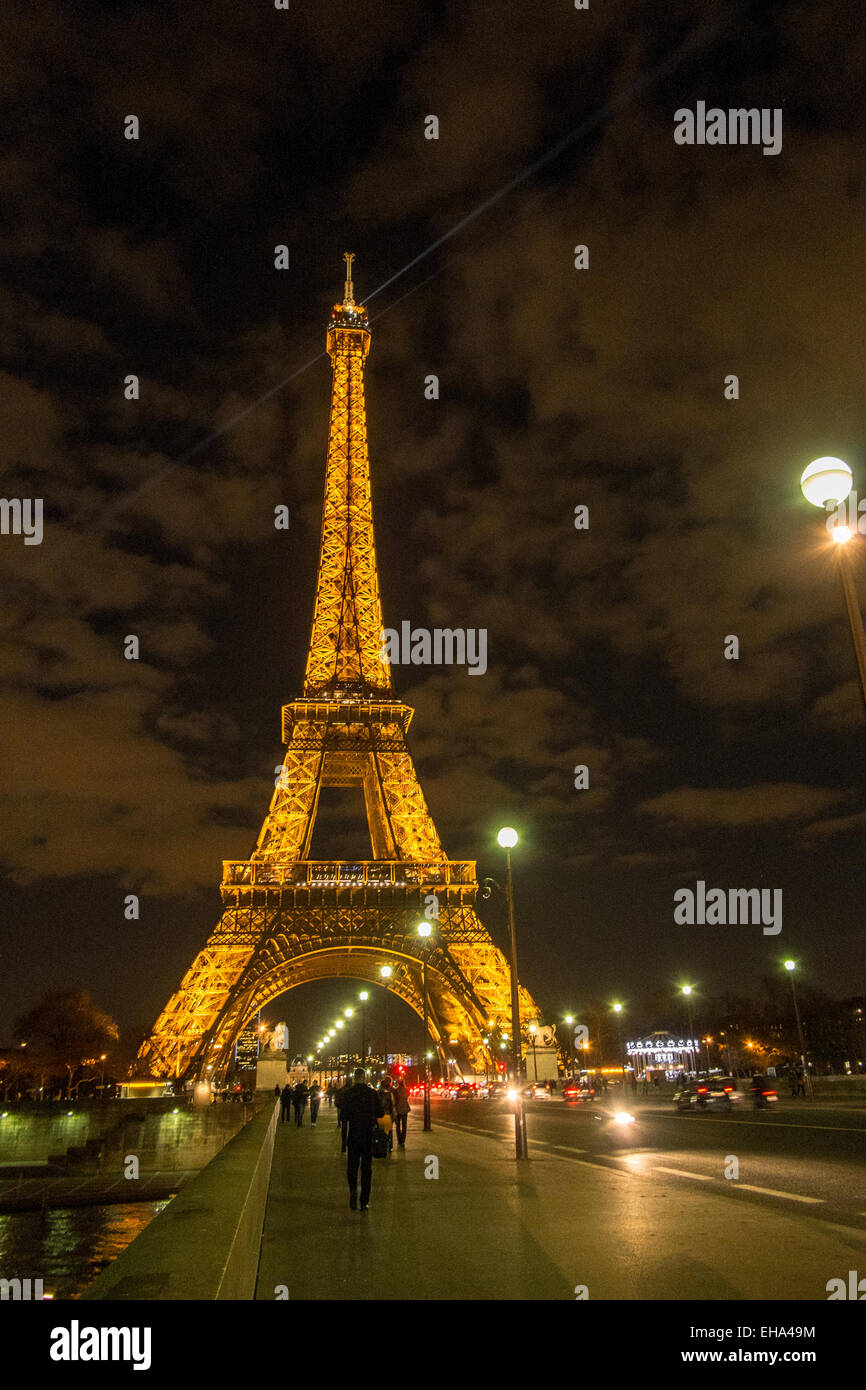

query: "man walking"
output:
280 1081 293 1123
393 1077 411 1148
292 1078 309 1126
309 1080 321 1126
335 1079 350 1152
341 1067 383 1212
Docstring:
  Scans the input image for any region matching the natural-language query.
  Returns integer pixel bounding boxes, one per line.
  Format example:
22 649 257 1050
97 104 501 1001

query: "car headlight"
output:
613 1112 636 1125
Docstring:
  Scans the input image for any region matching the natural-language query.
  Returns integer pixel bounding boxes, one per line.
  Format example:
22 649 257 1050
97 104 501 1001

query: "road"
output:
434 1095 866 1229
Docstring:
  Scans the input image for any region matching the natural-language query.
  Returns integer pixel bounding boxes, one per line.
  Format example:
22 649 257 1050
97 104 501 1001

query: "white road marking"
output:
648 1113 866 1134
735 1183 823 1204
653 1166 714 1181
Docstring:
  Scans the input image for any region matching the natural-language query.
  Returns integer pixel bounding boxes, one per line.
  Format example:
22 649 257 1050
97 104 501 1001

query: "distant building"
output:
627 1030 700 1078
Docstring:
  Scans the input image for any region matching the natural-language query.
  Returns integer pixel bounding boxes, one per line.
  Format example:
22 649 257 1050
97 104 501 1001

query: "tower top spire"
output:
343 251 355 305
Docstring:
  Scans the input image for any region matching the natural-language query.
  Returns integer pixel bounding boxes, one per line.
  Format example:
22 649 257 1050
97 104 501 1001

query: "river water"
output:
0 1100 254 1298
0 1201 170 1299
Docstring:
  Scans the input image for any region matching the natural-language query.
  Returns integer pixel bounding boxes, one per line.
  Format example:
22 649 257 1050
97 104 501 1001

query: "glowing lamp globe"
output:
800 457 852 509
497 826 518 849
417 921 432 938
784 959 796 972
380 965 392 979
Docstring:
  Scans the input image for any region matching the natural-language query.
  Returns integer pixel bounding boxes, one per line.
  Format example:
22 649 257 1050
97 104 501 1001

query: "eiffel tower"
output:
137 256 540 1082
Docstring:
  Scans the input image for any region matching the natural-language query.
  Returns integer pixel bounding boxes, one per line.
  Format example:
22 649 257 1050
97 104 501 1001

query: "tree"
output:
14 991 120 1098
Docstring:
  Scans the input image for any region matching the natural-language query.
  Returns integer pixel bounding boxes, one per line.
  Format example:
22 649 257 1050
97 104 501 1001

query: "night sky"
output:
1 0 865 1059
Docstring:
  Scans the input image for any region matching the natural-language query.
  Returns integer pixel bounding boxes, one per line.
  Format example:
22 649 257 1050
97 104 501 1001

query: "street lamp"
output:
380 966 392 1070
497 826 526 1159
784 960 813 1099
564 1014 575 1080
358 991 369 1072
800 456 866 716
611 1002 625 1085
417 921 433 1131
680 986 696 1074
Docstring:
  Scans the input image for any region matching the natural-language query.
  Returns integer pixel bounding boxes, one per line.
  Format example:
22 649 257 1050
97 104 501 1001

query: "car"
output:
563 1080 596 1102
454 1083 480 1099
521 1081 554 1100
674 1076 743 1112
748 1076 779 1108
481 1082 507 1100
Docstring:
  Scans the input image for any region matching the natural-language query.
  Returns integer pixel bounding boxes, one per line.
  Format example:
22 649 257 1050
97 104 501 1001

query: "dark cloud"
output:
1 0 865 1039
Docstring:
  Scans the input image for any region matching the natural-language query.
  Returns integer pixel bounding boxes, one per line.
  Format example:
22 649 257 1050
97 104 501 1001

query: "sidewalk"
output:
255 1106 866 1301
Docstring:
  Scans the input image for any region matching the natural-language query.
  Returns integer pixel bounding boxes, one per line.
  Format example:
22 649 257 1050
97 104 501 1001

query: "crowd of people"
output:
276 1071 411 1211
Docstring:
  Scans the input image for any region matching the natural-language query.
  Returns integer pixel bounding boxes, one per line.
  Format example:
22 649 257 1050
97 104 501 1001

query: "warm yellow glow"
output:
359 991 369 1001
832 524 852 544
134 260 545 1085
417 921 432 938
800 456 852 509
497 826 518 848
784 959 796 972
380 965 392 978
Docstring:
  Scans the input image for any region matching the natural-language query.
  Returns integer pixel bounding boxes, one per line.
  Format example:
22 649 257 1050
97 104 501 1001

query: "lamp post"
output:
784 960 813 1100
498 826 526 1159
564 1014 575 1080
417 921 433 1131
358 991 368 1073
681 986 696 1074
380 965 392 1074
800 456 866 717
611 1002 625 1086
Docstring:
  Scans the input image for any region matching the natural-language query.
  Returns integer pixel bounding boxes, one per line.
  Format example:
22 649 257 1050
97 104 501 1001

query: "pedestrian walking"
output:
292 1079 309 1126
309 1081 321 1125
393 1078 411 1147
274 1083 281 1099
789 1070 798 1098
280 1082 292 1123
378 1076 396 1152
335 1081 349 1151
796 1069 806 1098
327 1081 336 1108
341 1067 383 1211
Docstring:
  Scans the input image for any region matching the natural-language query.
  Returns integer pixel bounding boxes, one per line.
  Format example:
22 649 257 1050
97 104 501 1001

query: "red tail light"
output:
697 1086 708 1094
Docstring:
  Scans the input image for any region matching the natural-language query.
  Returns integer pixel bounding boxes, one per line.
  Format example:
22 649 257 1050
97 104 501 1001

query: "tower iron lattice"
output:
136 257 540 1083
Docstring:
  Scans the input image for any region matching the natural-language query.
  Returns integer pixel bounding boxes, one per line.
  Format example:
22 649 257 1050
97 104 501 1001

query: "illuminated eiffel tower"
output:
137 256 540 1082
